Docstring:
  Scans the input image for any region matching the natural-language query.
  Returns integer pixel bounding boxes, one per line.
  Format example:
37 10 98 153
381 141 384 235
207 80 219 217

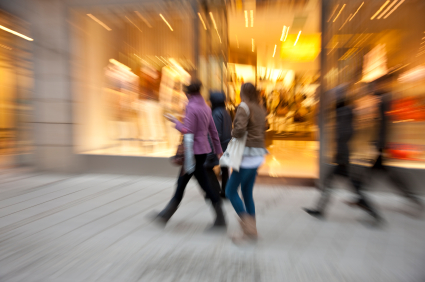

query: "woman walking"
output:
205 91 232 198
226 83 267 241
156 80 226 228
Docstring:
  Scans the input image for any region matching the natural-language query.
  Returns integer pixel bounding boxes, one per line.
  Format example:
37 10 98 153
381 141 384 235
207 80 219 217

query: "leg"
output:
240 168 258 216
193 155 220 204
303 166 337 218
205 167 221 198
158 168 193 222
225 170 246 215
350 178 383 221
193 155 226 227
171 169 193 205
385 167 423 207
221 167 229 197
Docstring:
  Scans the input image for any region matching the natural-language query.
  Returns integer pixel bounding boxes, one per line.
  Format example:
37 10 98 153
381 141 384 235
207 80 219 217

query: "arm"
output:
175 106 196 134
208 117 223 154
232 106 249 138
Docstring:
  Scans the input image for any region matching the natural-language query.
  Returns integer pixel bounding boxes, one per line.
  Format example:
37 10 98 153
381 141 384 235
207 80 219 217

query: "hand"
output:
164 114 176 123
217 153 223 159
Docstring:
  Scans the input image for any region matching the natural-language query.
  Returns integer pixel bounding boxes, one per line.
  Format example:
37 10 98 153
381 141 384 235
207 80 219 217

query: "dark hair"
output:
184 79 202 94
240 83 258 103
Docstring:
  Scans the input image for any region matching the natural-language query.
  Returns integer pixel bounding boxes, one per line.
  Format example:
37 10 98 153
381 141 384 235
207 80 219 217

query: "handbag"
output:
219 102 250 172
170 135 184 166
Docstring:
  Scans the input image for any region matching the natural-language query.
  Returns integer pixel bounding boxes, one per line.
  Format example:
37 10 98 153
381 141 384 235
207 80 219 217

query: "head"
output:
240 83 258 103
209 91 226 109
335 83 350 108
183 79 202 98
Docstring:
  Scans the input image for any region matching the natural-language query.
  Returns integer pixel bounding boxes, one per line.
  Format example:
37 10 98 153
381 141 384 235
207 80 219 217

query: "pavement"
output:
0 169 424 282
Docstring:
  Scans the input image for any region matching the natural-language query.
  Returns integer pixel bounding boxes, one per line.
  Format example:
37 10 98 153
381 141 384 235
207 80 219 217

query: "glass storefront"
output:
0 9 33 168
322 0 425 169
71 1 228 157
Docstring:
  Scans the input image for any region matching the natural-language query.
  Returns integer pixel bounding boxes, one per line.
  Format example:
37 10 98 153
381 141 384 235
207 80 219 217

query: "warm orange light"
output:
125 16 142 32
244 10 248 27
281 33 321 62
0 44 12 50
135 11 152 28
378 0 398 19
383 0 405 18
371 1 390 20
87 14 111 31
273 45 277 57
198 13 207 30
160 14 173 31
209 12 221 43
250 10 254 27
328 4 339 22
333 4 346 22
339 14 352 30
349 2 364 21
294 31 301 46
0 24 33 41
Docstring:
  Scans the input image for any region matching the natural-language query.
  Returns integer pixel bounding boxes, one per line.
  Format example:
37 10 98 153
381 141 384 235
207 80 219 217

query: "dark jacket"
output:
210 92 232 151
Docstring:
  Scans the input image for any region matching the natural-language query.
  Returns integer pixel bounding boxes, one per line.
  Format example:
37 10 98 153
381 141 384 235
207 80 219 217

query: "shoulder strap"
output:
239 102 250 116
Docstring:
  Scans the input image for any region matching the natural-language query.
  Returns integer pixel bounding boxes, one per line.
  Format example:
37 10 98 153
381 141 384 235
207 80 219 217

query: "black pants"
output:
172 154 221 205
316 164 380 217
205 167 229 195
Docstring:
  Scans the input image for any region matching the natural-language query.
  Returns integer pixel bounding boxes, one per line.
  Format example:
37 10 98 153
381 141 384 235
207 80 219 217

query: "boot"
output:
212 202 226 227
241 214 258 239
156 200 179 224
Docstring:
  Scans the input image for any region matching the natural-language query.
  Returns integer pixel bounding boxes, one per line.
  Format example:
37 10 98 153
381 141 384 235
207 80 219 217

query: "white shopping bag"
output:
219 132 248 172
184 134 195 174
219 102 250 172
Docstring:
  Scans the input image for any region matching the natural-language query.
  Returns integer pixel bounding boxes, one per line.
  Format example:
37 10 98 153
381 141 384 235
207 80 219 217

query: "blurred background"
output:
0 0 424 185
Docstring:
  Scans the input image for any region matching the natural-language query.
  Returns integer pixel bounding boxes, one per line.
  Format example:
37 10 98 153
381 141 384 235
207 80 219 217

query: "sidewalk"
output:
0 171 424 282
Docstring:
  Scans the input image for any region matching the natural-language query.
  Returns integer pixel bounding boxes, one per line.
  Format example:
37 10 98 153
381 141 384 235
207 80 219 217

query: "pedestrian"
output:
206 91 232 198
303 84 383 224
155 80 226 228
225 83 268 241
346 75 423 212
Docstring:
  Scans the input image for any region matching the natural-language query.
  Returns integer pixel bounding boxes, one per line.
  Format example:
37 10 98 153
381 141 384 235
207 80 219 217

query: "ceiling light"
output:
294 31 301 46
250 10 254 27
383 0 405 19
160 14 173 31
378 0 398 19
333 4 346 22
284 26 290 41
273 45 277 57
252 38 255 52
371 1 390 20
0 44 12 50
339 14 351 30
198 13 207 30
135 11 152 28
245 10 248 27
87 14 111 31
210 12 222 43
125 16 142 32
328 4 339 22
349 2 364 21
280 26 287 41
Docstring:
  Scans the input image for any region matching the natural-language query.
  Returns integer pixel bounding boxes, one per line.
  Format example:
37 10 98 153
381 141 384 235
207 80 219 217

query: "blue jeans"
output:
225 168 258 217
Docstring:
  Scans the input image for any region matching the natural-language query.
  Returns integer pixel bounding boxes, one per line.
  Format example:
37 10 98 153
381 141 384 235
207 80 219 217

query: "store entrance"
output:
227 0 321 178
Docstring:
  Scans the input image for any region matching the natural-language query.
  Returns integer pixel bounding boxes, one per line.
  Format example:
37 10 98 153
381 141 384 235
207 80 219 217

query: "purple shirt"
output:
175 94 223 155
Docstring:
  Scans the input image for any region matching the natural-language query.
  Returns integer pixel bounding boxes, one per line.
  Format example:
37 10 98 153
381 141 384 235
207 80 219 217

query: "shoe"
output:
303 208 324 219
231 215 258 244
219 192 227 199
212 202 226 228
349 199 384 223
155 200 179 224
